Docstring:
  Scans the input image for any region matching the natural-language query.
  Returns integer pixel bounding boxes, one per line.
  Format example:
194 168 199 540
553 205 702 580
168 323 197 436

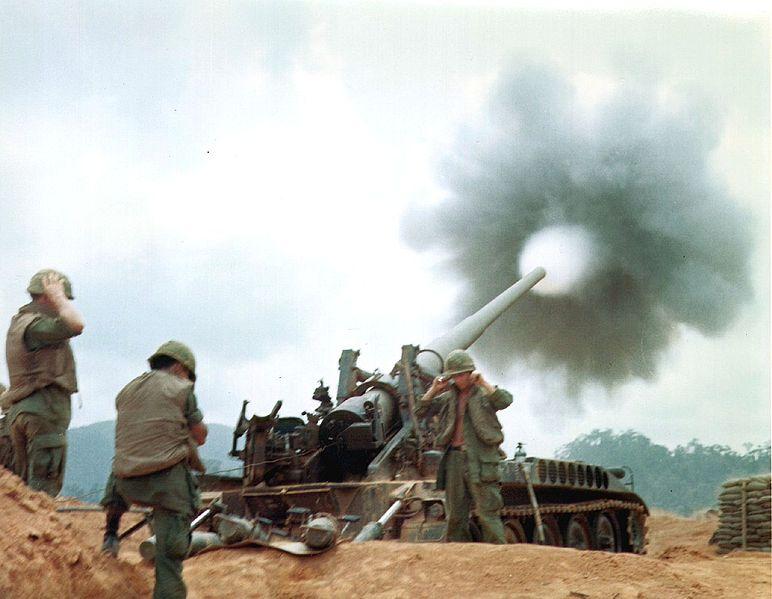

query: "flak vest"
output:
1 305 78 410
435 386 505 449
113 370 201 478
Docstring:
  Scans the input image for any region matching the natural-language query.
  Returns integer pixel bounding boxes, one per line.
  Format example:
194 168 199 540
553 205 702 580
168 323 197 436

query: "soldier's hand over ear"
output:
42 273 67 304
41 273 85 334
430 376 450 393
472 371 497 394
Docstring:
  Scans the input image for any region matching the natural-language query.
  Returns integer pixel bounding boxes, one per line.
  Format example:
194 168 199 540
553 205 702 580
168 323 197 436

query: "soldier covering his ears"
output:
1 269 84 496
416 349 512 543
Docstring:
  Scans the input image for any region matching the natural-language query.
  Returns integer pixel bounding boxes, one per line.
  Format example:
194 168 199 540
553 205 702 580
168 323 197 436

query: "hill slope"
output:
63 420 238 499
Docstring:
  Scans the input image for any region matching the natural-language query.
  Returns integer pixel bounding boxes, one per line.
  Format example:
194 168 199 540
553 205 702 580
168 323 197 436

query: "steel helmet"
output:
27 269 74 299
442 349 476 377
149 340 197 381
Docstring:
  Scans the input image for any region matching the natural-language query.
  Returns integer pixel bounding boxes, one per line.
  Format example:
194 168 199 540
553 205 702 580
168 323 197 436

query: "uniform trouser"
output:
444 449 506 544
102 471 194 599
149 508 193 599
10 413 67 497
0 419 14 471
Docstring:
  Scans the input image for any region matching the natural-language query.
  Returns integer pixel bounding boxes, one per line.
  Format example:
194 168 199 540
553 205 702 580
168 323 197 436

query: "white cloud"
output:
1 4 768 462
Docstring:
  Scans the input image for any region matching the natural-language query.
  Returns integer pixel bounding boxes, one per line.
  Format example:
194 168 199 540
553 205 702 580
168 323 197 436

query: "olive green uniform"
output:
1 303 79 496
416 385 512 543
101 371 203 599
0 419 10 471
0 383 12 471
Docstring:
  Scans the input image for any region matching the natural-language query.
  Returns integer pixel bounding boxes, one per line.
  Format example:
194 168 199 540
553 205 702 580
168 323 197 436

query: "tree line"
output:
60 423 770 516
556 429 771 515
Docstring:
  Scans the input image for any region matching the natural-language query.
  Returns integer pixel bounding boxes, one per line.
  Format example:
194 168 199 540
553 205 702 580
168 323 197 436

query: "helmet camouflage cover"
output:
442 349 476 377
27 269 74 299
149 340 197 381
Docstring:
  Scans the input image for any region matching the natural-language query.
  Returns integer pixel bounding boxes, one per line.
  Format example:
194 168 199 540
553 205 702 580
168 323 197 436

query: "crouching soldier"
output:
415 349 512 544
100 341 207 599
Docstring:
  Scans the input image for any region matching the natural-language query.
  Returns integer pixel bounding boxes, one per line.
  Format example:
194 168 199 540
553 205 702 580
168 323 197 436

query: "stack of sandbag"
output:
709 474 771 553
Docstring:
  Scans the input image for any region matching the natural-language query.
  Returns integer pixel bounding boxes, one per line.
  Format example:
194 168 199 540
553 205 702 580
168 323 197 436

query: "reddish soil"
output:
0 469 150 598
1 471 769 598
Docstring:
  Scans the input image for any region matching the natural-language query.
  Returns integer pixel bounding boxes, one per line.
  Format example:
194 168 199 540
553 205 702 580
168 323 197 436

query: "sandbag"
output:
722 480 742 489
714 475 771 553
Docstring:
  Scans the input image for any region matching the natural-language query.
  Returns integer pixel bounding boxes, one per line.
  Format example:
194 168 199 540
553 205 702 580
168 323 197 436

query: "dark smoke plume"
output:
403 65 752 396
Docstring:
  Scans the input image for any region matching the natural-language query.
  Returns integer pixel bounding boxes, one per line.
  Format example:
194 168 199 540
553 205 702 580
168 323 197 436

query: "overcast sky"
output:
0 2 768 459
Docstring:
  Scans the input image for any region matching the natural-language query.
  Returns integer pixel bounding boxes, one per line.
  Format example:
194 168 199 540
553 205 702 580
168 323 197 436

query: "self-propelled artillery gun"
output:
207 268 648 553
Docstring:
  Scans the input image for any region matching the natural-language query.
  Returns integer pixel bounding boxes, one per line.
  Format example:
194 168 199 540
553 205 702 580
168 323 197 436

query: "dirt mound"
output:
646 509 721 559
180 537 768 599
180 508 771 599
2 483 770 599
0 469 150 599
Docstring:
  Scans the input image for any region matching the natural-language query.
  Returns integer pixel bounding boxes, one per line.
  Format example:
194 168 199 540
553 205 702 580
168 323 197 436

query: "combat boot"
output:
101 532 120 557
101 505 124 557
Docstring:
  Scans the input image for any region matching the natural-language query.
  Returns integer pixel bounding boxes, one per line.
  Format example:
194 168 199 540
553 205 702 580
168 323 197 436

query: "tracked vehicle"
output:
206 268 648 553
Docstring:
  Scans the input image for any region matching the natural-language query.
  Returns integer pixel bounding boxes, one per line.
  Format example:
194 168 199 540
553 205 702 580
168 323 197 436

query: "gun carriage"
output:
207 268 648 553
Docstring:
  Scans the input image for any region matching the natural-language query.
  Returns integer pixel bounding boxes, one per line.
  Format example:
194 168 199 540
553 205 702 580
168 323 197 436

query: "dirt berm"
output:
0 469 149 597
0 469 769 598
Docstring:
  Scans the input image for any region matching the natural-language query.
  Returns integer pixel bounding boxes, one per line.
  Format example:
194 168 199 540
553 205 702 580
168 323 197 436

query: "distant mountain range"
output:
62 420 240 499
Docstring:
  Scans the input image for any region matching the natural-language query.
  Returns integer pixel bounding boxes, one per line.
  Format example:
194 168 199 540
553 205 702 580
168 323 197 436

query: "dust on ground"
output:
1 470 769 599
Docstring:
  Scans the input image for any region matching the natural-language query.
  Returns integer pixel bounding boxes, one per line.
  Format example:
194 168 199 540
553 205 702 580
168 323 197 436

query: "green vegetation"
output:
556 429 771 515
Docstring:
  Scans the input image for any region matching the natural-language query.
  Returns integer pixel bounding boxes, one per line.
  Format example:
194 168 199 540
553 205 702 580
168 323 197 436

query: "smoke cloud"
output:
403 65 753 397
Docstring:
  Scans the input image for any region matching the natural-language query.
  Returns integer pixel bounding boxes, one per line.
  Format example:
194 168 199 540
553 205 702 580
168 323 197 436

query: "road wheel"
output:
504 519 527 543
594 512 620 552
627 511 647 554
534 515 562 546
564 514 592 550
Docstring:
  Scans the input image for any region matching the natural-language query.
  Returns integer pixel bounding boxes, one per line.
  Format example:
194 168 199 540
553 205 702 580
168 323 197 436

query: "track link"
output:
496 499 649 554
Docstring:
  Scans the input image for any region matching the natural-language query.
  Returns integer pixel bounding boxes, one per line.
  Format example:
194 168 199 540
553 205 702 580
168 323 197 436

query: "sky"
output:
0 1 768 459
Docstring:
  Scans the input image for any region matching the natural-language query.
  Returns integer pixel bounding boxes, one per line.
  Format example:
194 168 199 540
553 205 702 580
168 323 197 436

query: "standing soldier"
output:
416 349 512 544
1 270 84 496
100 341 207 599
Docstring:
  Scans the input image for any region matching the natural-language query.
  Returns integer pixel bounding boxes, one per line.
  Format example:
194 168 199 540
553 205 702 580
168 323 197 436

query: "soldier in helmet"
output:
1 269 84 496
415 349 512 544
100 340 207 599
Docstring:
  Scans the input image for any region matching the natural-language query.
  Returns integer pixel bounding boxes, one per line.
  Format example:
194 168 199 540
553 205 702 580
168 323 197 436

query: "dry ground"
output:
1 470 769 598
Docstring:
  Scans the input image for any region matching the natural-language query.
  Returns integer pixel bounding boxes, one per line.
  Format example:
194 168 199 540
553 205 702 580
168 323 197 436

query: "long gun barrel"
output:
365 267 545 477
236 266 547 487
416 267 545 375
